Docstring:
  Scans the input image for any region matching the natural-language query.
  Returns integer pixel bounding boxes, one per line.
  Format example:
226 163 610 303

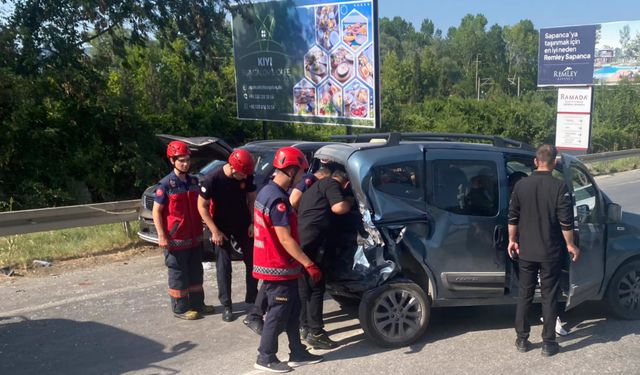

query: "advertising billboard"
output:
538 20 640 87
594 20 640 85
555 87 593 152
538 25 597 87
232 0 379 128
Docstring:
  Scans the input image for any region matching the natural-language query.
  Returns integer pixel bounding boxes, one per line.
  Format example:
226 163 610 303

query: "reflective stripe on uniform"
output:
253 265 302 276
169 238 193 248
255 200 271 215
168 288 189 298
254 215 266 228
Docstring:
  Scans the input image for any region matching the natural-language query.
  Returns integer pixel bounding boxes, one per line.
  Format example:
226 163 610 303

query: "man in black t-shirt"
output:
198 149 258 322
508 144 580 357
290 166 332 211
297 169 352 349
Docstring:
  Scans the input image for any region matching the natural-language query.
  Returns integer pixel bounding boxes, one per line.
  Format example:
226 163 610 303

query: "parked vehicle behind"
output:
137 135 333 257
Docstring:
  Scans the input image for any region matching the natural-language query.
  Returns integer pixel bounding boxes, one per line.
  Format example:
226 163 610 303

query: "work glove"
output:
305 263 323 283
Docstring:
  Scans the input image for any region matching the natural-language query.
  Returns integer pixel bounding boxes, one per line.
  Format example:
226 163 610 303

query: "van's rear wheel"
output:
358 282 430 347
606 261 640 320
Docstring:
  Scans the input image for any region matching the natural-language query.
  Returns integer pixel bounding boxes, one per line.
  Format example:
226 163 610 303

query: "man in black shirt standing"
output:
508 144 580 357
297 169 352 349
198 149 258 322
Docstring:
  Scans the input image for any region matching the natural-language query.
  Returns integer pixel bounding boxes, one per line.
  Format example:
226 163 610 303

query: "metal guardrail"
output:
577 148 640 163
0 200 140 237
0 148 639 238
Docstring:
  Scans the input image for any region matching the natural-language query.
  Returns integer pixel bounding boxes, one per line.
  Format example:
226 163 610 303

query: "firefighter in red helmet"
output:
153 140 215 320
252 146 323 373
198 148 258 322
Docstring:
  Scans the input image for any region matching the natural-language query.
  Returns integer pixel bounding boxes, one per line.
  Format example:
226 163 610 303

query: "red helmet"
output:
166 140 191 159
273 146 309 171
228 149 255 175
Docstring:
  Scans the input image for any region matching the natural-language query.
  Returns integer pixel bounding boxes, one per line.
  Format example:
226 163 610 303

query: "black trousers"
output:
299 229 327 333
257 279 307 363
299 273 326 333
246 282 268 322
216 232 259 307
164 246 204 314
515 258 561 343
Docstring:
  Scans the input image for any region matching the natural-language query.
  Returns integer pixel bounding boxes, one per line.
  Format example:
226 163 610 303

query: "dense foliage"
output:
1 2 639 210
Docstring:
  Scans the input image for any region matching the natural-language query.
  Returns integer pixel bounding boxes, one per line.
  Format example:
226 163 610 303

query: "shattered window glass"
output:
371 162 423 201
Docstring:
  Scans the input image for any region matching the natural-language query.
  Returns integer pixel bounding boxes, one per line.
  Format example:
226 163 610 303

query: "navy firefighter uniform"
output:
154 169 206 317
251 146 324 372
253 182 307 362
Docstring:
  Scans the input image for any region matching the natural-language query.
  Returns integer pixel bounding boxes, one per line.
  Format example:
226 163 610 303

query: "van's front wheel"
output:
606 260 640 320
358 281 430 347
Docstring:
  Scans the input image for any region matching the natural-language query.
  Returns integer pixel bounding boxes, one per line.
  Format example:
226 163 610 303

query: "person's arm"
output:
289 188 304 211
274 226 313 267
197 195 226 246
326 179 352 215
152 202 168 248
274 225 322 282
290 175 312 211
562 229 580 262
247 190 257 237
269 198 322 282
507 185 521 259
507 224 519 259
557 183 580 261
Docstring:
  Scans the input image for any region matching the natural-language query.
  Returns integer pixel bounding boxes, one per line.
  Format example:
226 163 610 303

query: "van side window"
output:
372 162 423 201
432 160 499 217
571 165 601 223
506 158 534 194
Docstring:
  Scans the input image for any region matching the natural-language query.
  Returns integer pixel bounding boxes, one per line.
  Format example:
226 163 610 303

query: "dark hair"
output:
536 144 557 165
331 169 348 181
317 166 332 176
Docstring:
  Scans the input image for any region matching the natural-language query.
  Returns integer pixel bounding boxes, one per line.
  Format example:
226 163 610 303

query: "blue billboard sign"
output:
537 25 597 87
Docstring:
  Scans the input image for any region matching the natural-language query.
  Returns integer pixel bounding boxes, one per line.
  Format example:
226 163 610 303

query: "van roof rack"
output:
330 132 535 150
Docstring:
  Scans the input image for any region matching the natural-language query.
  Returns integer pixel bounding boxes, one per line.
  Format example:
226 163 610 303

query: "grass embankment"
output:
0 222 143 270
586 157 640 176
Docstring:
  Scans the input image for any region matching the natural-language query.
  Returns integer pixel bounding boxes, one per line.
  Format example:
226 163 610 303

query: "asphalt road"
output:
1 170 640 375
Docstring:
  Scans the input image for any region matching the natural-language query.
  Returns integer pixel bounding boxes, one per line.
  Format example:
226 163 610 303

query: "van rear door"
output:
560 154 606 310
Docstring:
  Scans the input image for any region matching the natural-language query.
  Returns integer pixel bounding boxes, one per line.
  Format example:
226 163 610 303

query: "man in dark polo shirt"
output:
198 149 258 322
297 169 352 349
508 144 580 357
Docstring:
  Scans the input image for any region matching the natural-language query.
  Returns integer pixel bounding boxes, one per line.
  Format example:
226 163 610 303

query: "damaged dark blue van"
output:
315 132 640 348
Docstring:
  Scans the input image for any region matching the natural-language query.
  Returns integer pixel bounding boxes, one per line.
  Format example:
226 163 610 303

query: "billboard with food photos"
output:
232 0 379 128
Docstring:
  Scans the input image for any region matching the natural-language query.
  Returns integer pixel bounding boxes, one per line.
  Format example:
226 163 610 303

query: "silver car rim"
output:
373 289 423 341
616 269 640 312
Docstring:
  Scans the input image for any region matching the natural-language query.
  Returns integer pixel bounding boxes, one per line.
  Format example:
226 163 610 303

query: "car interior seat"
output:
434 166 468 213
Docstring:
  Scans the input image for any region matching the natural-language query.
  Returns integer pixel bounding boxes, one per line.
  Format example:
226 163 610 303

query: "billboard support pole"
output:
373 0 381 129
588 86 595 153
262 121 268 140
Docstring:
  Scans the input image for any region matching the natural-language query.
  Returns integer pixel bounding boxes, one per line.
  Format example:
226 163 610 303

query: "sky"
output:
378 0 640 32
1 0 639 34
